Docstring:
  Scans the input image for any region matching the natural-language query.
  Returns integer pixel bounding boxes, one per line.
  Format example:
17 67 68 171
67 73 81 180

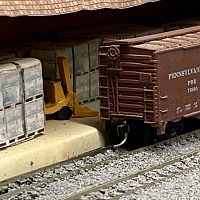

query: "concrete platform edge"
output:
0 120 105 182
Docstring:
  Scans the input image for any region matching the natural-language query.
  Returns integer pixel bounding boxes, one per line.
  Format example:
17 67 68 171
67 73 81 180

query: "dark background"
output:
0 0 199 47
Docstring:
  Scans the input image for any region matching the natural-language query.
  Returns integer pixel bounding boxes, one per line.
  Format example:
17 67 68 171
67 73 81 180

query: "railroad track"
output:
0 130 200 200
71 148 200 200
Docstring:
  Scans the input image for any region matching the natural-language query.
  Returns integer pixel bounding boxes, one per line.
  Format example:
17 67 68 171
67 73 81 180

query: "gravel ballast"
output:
0 131 199 200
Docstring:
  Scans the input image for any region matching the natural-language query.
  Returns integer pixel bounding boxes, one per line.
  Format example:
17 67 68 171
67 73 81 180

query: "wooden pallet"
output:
25 93 44 102
0 134 25 149
79 96 99 104
26 128 45 139
89 96 99 102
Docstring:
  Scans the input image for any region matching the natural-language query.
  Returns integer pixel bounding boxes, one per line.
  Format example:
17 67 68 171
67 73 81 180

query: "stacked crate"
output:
31 45 73 81
88 39 100 101
76 73 90 103
0 46 31 58
11 58 45 138
0 110 6 145
30 41 91 103
0 63 24 148
0 58 45 148
0 52 16 61
73 42 90 103
1 40 99 105
73 42 90 75
89 70 99 101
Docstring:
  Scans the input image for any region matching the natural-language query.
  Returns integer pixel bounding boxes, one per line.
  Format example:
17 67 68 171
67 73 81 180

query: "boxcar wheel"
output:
143 125 157 146
126 120 156 147
165 120 184 139
56 106 73 120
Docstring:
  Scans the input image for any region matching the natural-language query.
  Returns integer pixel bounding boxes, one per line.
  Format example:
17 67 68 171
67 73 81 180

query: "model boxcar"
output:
99 26 200 144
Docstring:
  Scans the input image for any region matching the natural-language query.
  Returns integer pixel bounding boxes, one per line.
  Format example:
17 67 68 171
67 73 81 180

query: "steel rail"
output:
65 148 200 200
0 130 199 199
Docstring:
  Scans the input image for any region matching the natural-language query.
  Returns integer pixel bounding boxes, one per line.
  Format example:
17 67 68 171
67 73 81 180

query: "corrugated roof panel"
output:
0 0 160 17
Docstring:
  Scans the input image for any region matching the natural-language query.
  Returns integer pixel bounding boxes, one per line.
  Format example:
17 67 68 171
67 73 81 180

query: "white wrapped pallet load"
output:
0 62 25 148
25 97 45 136
0 110 7 145
73 42 90 75
31 45 73 80
31 46 73 62
76 73 90 103
7 58 45 138
5 104 24 140
0 90 3 110
89 70 99 100
0 52 15 61
0 58 45 144
89 54 98 71
0 63 22 107
8 58 43 100
88 39 101 70
73 42 89 57
74 56 89 75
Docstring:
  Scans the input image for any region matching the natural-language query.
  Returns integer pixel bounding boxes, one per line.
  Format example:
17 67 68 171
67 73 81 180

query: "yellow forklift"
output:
44 57 98 119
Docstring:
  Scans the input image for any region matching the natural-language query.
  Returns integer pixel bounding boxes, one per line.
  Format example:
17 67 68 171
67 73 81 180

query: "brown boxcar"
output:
99 26 200 136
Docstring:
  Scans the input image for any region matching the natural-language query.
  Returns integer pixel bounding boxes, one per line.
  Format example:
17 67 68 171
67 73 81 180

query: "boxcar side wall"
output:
99 45 158 125
158 45 200 125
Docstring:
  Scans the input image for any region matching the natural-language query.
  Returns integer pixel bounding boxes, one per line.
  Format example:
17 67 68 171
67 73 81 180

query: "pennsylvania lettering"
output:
168 67 200 80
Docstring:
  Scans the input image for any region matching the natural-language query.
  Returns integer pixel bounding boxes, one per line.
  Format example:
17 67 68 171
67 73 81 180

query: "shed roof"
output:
0 0 159 17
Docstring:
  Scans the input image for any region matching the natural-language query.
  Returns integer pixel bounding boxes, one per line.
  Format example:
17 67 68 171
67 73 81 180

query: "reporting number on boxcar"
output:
187 78 198 93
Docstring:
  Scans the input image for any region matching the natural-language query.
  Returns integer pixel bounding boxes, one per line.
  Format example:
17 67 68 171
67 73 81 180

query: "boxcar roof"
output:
133 31 200 52
103 26 200 46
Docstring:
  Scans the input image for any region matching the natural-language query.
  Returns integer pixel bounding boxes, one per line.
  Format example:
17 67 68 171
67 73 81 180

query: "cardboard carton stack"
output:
76 73 90 103
88 39 100 101
29 40 96 103
89 70 99 101
31 45 73 81
73 42 90 75
11 58 45 138
0 58 45 148
0 63 24 148
73 42 90 103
